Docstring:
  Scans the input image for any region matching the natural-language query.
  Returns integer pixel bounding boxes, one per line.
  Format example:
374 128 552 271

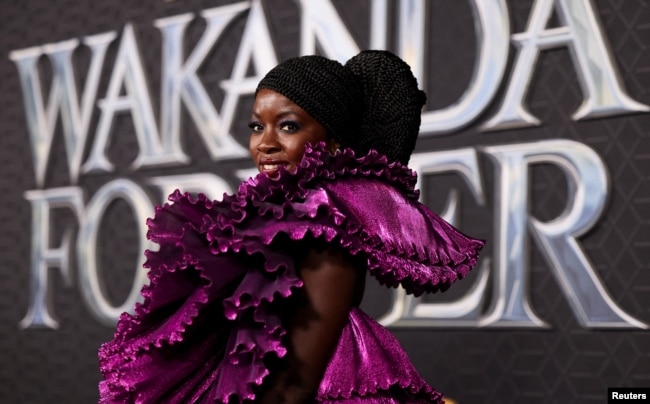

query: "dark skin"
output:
249 90 362 403
249 89 335 177
258 246 362 403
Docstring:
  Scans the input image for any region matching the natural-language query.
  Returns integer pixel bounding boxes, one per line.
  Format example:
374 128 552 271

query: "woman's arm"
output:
259 245 361 403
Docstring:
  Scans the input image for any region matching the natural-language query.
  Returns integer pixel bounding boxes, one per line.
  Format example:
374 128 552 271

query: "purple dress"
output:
98 143 484 403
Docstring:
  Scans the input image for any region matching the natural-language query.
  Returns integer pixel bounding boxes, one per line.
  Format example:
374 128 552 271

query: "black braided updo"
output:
345 50 427 164
256 50 426 165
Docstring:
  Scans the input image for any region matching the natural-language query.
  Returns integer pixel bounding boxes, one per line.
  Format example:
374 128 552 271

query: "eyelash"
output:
280 120 300 132
248 120 301 133
248 121 263 133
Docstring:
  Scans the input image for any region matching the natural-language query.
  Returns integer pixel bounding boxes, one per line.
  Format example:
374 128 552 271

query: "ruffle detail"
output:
98 193 302 403
98 142 484 403
224 142 484 296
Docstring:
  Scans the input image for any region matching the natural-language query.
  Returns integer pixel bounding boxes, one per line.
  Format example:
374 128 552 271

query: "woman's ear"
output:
326 138 341 153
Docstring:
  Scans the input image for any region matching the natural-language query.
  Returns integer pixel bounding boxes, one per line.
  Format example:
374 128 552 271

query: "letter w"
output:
10 33 116 187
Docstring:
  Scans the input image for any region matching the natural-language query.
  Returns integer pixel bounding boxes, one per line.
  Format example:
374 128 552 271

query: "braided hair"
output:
344 50 426 164
256 50 426 165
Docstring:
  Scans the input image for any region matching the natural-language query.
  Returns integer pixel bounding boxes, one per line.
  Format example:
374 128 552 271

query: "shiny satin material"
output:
318 308 441 403
98 143 484 403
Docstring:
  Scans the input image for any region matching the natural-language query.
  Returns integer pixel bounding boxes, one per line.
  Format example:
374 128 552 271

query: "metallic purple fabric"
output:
317 308 442 403
98 143 484 403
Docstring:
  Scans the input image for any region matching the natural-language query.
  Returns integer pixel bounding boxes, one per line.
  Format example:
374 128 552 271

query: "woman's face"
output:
249 89 329 177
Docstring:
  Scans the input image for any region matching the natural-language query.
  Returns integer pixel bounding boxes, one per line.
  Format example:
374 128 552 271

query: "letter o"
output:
77 179 155 326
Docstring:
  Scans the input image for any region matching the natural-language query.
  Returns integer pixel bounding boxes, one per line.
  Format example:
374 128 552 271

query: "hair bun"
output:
345 50 426 165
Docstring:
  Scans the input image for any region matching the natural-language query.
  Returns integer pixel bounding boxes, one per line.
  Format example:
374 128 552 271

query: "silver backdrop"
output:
0 0 649 402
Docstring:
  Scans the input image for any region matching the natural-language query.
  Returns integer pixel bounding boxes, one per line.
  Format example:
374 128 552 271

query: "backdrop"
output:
1 1 648 403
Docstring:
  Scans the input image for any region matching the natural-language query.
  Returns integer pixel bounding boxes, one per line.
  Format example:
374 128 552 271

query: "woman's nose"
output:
256 130 280 154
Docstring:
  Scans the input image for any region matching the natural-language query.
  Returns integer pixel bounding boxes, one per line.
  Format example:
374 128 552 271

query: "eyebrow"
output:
251 110 301 119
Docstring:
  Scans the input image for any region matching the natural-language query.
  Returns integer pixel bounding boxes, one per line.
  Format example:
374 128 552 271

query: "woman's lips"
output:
258 160 288 175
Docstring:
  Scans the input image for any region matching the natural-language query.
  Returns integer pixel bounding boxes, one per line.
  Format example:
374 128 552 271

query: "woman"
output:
99 50 484 403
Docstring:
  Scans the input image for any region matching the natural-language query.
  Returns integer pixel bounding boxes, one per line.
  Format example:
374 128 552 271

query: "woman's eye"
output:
248 122 263 133
280 121 300 132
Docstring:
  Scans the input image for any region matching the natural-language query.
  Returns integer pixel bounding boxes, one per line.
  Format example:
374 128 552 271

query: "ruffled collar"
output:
238 142 419 203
